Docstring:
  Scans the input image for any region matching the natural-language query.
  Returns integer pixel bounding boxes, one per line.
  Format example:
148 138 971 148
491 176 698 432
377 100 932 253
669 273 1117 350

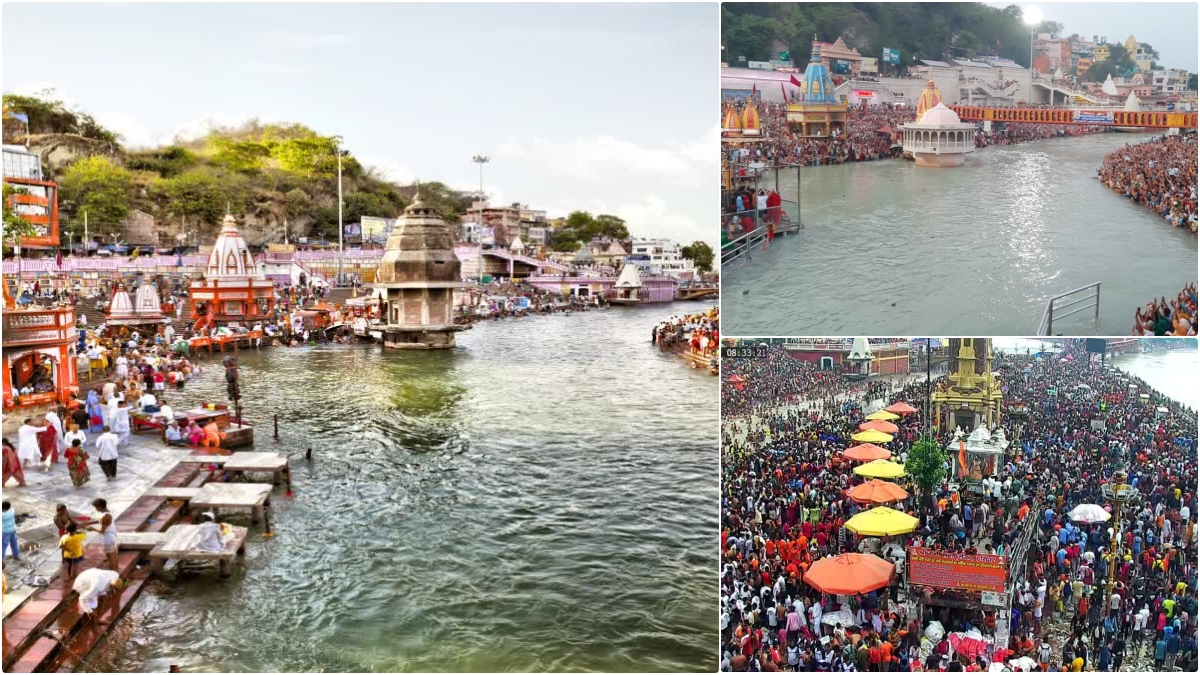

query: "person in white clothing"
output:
114 354 129 379
72 567 124 613
44 409 67 453
95 427 120 479
196 512 226 553
16 418 47 467
111 400 131 446
63 423 87 450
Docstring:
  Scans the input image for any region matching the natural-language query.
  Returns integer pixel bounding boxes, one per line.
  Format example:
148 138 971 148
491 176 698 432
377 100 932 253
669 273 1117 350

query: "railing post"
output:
1095 283 1100 323
1047 300 1053 336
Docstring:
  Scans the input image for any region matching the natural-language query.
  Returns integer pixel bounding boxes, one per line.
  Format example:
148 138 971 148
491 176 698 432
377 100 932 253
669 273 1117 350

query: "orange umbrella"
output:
885 402 918 415
844 444 893 462
860 419 899 434
804 553 896 595
848 479 910 504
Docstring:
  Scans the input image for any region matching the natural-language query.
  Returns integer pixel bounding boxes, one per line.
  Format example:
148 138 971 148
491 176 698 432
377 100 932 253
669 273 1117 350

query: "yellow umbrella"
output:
865 410 900 421
845 506 919 536
852 429 894 443
852 459 907 479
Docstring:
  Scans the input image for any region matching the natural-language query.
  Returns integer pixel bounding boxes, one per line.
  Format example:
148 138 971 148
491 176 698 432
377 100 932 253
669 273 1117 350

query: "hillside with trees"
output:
723 2 1066 70
2 91 472 246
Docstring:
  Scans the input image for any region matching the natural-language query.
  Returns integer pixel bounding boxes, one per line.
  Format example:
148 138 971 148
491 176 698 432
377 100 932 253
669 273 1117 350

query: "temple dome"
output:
375 189 463 286
916 80 943 119
723 105 743 130
134 283 165 321
615 264 643 288
742 100 761 130
847 337 873 361
919 103 962 125
107 284 137 323
205 213 259 278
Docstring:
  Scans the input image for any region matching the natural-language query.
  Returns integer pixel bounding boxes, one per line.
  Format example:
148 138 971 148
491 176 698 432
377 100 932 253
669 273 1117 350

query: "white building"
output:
628 238 696 280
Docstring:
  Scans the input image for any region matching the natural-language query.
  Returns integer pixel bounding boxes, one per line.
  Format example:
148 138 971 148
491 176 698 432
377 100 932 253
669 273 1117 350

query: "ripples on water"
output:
724 134 1198 335
95 306 718 672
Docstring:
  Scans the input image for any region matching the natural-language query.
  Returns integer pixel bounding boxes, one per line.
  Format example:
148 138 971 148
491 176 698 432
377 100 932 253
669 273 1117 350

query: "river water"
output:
92 305 718 672
723 133 1198 335
994 338 1198 408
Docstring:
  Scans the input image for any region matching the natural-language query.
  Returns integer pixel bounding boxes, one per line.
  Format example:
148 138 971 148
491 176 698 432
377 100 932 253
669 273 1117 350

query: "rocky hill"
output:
3 92 472 245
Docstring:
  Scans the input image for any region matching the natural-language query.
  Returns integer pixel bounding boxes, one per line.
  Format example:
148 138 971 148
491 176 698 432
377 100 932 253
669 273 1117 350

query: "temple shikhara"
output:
721 94 763 142
787 36 848 137
105 280 168 333
900 80 977 167
374 190 471 349
189 213 274 331
931 338 1004 432
1 282 78 430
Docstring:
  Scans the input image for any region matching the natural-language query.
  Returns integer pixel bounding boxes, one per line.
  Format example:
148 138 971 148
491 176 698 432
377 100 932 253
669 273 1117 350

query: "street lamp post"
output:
472 155 489 246
336 138 344 287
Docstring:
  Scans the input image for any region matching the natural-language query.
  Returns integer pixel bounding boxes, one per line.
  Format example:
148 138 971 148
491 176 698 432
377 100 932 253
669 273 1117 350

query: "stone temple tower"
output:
374 189 471 349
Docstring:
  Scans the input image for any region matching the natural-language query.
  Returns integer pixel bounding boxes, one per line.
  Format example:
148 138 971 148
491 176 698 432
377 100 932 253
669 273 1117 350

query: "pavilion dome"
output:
614 264 643 288
375 189 462 285
205 213 259 278
919 103 962 125
915 80 943 118
107 284 137 322
133 283 165 320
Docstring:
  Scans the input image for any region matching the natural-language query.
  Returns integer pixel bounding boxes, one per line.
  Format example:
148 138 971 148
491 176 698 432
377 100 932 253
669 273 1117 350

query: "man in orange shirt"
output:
879 638 893 672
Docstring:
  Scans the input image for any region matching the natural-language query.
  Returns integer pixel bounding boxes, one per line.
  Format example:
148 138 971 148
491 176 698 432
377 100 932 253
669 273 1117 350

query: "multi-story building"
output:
2 144 58 250
1032 33 1072 74
1092 44 1111 63
1125 35 1154 72
628 239 697 280
1152 68 1190 94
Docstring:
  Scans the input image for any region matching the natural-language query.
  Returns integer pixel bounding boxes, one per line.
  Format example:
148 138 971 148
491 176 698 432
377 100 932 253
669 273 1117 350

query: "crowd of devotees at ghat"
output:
720 342 1197 673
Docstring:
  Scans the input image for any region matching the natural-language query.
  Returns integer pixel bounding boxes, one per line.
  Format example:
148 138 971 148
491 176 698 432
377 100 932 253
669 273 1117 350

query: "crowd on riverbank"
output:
1097 135 1198 234
721 340 1197 672
654 308 719 354
975 123 1107 148
1133 283 1198 336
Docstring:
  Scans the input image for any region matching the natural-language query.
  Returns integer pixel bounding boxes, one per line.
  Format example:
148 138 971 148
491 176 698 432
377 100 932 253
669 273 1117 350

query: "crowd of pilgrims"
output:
1097 134 1198 234
722 99 1109 175
1132 284 1198 337
720 341 1197 672
653 307 719 355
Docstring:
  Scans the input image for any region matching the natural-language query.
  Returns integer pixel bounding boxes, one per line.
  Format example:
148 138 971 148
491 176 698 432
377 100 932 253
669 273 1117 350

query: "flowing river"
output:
723 133 1197 335
91 305 717 672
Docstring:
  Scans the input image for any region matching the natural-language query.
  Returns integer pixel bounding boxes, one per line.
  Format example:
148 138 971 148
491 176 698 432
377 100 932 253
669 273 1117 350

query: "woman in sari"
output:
86 389 105 434
185 420 205 446
64 438 90 488
37 420 59 468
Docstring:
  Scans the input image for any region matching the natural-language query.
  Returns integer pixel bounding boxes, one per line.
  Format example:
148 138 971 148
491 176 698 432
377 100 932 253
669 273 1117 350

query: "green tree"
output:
58 155 133 223
1086 43 1136 82
680 241 714 273
952 30 981 57
3 91 118 144
1188 74 1198 91
152 168 249 225
210 138 272 173
905 436 948 506
1138 43 1161 61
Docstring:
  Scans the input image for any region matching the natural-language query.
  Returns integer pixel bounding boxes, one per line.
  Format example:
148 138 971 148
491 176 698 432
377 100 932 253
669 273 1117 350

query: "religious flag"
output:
8 112 29 124
129 246 140 260
751 83 756 99
176 250 184 267
56 248 63 268
790 74 803 88
996 37 1002 49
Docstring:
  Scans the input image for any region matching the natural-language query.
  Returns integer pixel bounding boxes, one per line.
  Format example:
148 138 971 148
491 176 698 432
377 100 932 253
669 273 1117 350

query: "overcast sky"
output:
2 3 717 247
987 2 1197 71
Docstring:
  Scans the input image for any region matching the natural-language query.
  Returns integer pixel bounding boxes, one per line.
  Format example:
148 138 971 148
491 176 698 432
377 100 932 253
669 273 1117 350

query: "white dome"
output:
206 213 259 278
919 103 962 125
134 283 164 319
108 286 136 321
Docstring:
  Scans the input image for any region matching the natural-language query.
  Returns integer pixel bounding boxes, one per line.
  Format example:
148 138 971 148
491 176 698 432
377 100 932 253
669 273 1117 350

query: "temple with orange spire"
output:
188 213 275 332
786 36 848 137
721 97 763 142
2 281 78 430
915 79 943 118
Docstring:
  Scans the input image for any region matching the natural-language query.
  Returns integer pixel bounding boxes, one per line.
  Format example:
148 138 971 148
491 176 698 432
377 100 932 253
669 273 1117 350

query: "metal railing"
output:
1036 282 1101 335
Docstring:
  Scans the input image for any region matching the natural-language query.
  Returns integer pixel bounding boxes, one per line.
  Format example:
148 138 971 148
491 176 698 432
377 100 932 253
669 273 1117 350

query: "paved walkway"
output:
2 434 191 618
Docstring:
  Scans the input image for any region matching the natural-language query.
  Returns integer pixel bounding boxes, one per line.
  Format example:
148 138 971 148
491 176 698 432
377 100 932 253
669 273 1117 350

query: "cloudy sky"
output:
3 3 717 247
988 2 1197 71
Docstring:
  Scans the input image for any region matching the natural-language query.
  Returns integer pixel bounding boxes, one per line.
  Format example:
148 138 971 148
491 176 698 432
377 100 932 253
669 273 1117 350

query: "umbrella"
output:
860 420 899 434
885 402 918 415
726 374 745 383
803 553 895 595
950 630 990 660
852 460 906 479
844 444 893 462
845 506 919 536
865 410 900 421
1068 503 1112 523
852 429 894 443
848 479 909 504
1076 384 1091 390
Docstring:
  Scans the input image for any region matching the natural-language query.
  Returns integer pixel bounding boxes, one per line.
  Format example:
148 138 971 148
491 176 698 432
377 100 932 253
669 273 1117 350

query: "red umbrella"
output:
803 553 895 595
726 374 746 383
885 402 918 415
949 632 989 660
844 444 893 462
847 479 908 504
860 420 899 434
